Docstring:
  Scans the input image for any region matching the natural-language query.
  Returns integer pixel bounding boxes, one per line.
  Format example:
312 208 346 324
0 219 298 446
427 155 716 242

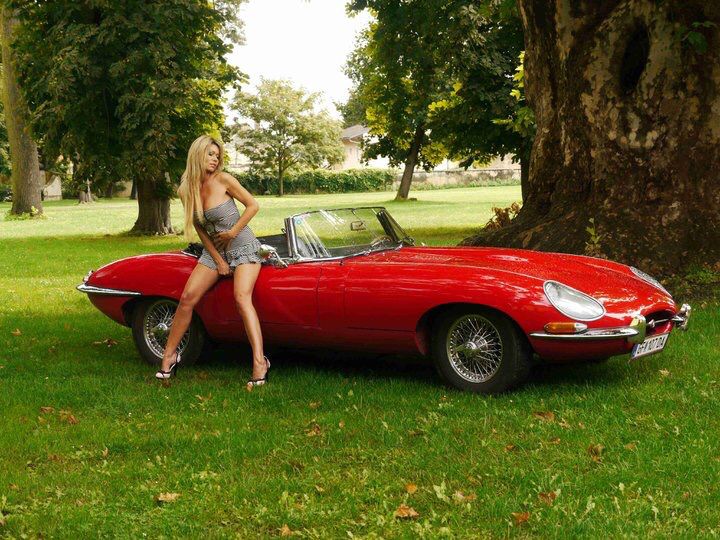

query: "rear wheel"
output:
431 307 531 394
130 298 206 366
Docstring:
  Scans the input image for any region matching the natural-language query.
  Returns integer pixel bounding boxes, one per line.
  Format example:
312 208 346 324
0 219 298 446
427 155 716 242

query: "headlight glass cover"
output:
543 281 606 321
630 267 670 295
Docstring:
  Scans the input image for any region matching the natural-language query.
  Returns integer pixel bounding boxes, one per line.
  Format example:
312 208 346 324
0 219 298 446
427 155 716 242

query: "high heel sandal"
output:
155 351 182 380
247 356 271 388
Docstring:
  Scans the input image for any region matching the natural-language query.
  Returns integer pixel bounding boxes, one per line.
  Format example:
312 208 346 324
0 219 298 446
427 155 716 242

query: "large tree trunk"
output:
131 177 172 234
395 126 424 201
465 0 720 277
1 8 43 216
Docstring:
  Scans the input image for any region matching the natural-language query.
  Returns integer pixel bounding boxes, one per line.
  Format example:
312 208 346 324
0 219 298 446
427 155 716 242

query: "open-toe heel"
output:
247 356 271 388
155 351 182 380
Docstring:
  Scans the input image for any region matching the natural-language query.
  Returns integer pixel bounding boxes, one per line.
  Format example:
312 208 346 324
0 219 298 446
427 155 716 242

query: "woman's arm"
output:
214 172 260 245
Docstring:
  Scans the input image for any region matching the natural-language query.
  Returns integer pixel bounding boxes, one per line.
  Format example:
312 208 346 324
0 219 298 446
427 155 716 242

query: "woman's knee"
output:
179 290 201 309
234 291 253 313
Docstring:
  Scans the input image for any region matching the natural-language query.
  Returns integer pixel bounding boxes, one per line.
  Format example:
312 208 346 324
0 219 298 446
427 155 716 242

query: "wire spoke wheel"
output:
446 314 504 383
142 299 189 359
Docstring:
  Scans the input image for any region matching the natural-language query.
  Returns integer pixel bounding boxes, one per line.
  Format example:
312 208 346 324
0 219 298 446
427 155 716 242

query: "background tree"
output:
233 79 343 197
335 86 367 128
347 0 527 201
346 1 451 201
1 5 42 216
11 0 245 233
466 0 720 276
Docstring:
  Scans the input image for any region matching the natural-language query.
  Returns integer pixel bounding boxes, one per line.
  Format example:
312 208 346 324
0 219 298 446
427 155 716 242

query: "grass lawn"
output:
1 187 719 537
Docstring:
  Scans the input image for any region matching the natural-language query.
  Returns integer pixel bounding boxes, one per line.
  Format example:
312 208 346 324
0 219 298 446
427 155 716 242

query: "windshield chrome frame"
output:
285 206 406 263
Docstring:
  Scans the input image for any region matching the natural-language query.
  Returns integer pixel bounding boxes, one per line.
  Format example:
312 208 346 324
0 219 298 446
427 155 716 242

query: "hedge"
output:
228 168 395 195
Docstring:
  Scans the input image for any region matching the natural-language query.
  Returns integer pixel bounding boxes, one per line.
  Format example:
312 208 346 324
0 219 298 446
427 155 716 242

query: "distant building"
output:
334 125 389 170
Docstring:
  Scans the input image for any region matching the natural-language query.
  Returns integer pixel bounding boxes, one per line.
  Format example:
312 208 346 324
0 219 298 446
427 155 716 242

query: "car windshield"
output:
291 207 412 260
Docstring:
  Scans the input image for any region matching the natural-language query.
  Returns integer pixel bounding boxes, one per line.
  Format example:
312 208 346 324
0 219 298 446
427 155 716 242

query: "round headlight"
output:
630 267 670 295
543 281 606 321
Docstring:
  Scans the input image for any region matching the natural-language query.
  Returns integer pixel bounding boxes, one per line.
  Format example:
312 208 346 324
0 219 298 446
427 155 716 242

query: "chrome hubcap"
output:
446 315 503 383
143 300 189 359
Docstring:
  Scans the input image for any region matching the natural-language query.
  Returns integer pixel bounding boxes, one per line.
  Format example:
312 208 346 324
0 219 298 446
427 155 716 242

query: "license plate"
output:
631 333 669 359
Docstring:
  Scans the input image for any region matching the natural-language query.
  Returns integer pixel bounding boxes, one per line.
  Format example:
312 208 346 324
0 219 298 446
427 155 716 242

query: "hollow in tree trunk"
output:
1 8 43 216
395 126 425 201
464 0 720 277
131 177 172 234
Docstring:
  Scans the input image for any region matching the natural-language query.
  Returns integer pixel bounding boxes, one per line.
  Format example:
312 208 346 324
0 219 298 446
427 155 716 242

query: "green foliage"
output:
230 168 393 195
346 0 529 170
10 0 245 198
679 21 717 54
335 86 367 128
584 217 605 258
231 79 344 195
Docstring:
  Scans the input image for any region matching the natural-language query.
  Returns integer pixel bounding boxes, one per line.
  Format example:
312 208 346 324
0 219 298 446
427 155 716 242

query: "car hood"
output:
363 246 673 308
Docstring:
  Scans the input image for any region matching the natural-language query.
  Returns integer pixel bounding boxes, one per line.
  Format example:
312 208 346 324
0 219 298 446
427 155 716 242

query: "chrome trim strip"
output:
76 283 142 296
530 327 639 341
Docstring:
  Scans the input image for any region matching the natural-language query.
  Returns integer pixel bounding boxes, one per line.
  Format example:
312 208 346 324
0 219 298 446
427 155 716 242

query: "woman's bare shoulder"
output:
217 171 239 185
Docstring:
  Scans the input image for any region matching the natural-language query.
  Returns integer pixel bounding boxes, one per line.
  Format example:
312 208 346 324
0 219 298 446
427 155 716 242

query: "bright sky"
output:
228 0 371 119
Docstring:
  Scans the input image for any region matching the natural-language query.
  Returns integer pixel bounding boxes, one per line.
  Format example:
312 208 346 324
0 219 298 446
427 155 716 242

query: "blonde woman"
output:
155 135 269 387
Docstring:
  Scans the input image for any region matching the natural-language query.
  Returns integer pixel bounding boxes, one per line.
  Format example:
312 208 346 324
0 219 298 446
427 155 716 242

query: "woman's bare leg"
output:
233 262 265 378
160 263 219 371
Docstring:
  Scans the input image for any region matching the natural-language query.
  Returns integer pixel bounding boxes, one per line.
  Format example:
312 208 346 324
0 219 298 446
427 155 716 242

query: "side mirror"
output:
257 244 288 268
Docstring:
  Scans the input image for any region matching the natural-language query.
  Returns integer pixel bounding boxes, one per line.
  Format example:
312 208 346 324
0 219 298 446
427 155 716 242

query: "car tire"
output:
431 307 531 394
130 298 206 367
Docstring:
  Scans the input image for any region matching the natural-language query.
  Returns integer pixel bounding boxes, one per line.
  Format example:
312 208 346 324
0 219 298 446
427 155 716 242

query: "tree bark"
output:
131 177 172 234
464 0 720 277
395 125 424 201
1 8 43 216
130 178 137 200
520 154 530 203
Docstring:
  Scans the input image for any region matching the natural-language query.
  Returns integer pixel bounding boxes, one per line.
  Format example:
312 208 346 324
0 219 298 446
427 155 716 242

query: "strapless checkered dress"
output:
198 198 262 271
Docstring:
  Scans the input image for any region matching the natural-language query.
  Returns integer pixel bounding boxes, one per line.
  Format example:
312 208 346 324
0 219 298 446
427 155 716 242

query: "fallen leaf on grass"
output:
625 442 637 451
547 437 561 445
195 394 212 403
533 411 555 422
93 338 118 348
588 444 605 462
682 492 690 500
405 483 418 495
314 485 325 493
453 491 477 503
11 329 21 336
394 504 419 519
59 410 79 425
0 512 5 526
102 447 109 458
39 406 55 414
47 454 62 462
9 484 18 490
539 491 557 505
512 511 530 525
659 369 670 378
338 421 345 429
407 429 425 437
305 424 321 437
155 492 180 504
309 401 321 409
504 443 517 452
280 524 293 536
48 346 57 354
558 419 571 429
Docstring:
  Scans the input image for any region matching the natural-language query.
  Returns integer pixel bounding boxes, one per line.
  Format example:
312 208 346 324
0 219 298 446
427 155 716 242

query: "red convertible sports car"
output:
78 207 691 393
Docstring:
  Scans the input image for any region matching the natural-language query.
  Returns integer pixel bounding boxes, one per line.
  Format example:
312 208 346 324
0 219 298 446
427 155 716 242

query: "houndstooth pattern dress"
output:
197 198 262 271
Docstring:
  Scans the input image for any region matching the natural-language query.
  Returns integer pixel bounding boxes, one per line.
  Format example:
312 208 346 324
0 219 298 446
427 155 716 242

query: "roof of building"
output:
341 124 370 141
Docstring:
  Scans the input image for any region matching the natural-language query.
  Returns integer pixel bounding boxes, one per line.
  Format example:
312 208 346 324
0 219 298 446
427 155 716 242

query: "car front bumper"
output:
529 303 691 343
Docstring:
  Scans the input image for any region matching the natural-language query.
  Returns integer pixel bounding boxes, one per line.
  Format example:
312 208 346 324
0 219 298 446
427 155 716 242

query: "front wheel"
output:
130 298 206 366
431 307 531 394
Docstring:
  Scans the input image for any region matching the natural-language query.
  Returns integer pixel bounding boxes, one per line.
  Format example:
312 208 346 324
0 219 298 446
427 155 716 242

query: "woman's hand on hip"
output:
213 229 236 250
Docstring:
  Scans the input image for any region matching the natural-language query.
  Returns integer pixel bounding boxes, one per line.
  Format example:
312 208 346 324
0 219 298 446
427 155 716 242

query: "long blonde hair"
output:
177 135 225 239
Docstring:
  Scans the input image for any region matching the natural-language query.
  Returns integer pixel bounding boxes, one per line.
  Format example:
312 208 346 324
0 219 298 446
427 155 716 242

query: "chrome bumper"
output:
530 303 691 343
76 283 141 296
